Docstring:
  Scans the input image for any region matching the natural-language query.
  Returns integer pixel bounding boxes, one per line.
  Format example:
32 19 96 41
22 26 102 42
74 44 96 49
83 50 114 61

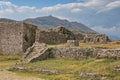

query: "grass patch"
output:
79 42 120 49
13 58 120 80
0 53 120 80
48 42 120 49
0 54 22 69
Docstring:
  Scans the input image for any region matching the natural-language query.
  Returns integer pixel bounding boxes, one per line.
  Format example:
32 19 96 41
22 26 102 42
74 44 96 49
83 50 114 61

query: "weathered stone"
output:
96 49 120 59
23 46 120 63
35 26 76 44
114 65 120 73
67 40 79 47
23 42 49 63
10 66 60 74
49 47 96 60
0 22 37 54
80 72 108 80
83 33 110 43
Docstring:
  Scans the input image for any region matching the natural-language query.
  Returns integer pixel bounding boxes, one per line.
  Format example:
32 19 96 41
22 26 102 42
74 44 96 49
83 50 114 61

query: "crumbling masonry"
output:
0 22 110 54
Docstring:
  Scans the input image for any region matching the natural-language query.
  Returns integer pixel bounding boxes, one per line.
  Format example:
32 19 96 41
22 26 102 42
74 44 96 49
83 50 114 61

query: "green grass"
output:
13 58 120 80
0 53 120 80
0 54 22 69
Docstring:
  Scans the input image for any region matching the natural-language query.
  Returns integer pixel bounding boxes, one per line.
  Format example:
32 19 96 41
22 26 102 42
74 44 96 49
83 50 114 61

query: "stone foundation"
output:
23 42 120 63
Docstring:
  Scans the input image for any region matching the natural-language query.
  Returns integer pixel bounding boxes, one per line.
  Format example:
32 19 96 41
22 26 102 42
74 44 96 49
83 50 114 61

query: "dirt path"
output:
0 69 43 80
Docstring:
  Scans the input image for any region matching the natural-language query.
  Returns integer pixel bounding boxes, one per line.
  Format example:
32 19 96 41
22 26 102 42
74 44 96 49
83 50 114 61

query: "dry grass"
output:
13 58 120 80
0 54 43 80
79 42 120 49
48 41 120 49
0 70 42 80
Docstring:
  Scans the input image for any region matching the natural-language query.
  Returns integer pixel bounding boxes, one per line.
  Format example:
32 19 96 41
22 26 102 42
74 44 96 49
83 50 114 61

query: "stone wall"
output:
0 22 111 54
0 22 37 54
23 42 120 62
49 47 97 60
36 27 76 44
83 33 110 43
22 23 37 52
66 40 79 47
36 27 110 44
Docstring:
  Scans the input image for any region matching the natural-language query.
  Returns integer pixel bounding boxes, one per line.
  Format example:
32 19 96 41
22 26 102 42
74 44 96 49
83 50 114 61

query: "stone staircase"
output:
23 42 49 63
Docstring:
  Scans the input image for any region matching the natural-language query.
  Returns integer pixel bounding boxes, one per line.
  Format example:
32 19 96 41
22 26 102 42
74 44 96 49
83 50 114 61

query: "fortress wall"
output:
0 22 23 54
35 27 76 44
35 30 67 44
22 23 37 52
0 22 37 54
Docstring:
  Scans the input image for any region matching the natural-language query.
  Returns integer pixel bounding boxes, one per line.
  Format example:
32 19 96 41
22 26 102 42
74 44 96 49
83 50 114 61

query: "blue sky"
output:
4 0 81 8
0 0 120 39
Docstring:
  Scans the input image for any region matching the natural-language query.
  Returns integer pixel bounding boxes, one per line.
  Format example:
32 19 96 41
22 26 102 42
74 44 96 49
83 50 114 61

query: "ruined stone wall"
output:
36 30 67 44
0 22 23 54
22 42 120 62
83 33 110 43
0 22 37 54
22 23 37 52
36 27 76 44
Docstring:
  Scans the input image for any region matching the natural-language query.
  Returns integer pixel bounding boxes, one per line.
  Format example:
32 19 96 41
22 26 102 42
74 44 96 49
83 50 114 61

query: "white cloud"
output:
0 0 118 20
96 0 120 13
0 1 40 19
71 8 81 13
106 1 120 10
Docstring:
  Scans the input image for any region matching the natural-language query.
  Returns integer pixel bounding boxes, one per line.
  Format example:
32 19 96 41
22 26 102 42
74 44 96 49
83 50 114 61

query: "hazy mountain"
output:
0 18 16 22
24 15 95 33
0 16 95 33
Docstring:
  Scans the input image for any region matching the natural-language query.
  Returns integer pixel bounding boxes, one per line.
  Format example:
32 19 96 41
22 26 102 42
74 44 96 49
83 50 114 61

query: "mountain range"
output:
0 15 95 33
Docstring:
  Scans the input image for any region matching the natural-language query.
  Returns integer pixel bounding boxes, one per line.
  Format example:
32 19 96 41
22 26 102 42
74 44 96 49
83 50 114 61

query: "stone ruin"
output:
35 26 110 44
0 22 110 54
0 22 37 54
35 26 76 44
83 33 110 43
23 42 120 63
66 40 79 47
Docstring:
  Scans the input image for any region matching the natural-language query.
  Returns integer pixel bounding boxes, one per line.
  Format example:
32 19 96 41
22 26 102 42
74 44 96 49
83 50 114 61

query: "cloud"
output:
0 1 40 20
97 0 120 13
106 1 120 9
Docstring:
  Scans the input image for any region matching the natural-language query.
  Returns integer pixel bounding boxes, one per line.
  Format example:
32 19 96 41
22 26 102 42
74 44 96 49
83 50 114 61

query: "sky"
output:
0 0 120 40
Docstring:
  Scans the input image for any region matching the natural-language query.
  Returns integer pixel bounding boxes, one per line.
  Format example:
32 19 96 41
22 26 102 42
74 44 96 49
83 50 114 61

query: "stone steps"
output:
27 48 49 62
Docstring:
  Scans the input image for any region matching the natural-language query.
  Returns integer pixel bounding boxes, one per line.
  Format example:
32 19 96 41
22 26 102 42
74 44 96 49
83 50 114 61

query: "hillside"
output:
0 18 16 22
24 15 95 33
0 16 96 33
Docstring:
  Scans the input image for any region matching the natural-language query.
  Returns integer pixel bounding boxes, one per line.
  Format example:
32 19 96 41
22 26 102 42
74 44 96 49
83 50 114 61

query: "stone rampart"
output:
0 22 37 54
